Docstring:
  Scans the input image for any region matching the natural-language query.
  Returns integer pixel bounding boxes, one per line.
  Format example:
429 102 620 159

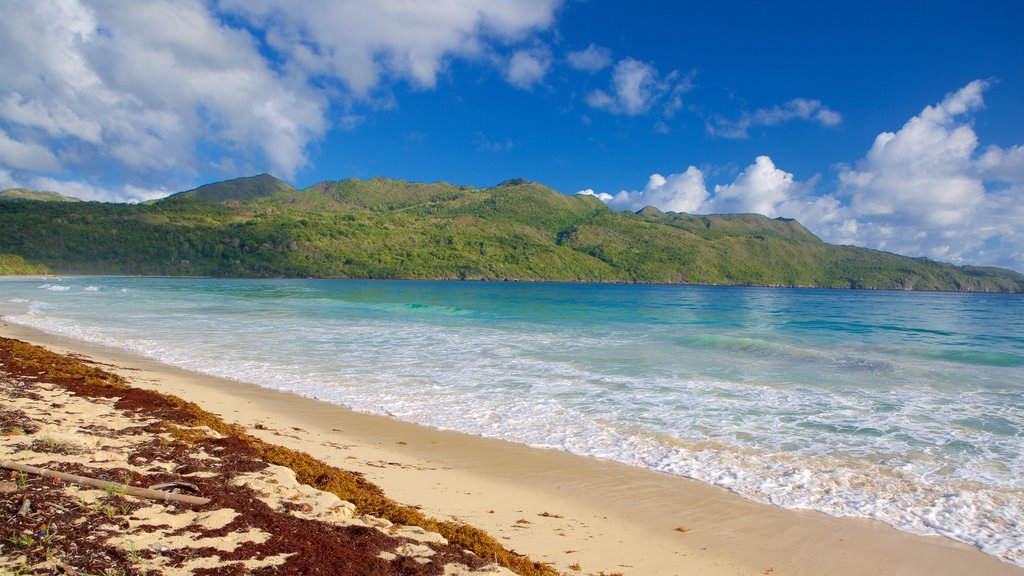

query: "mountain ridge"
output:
1 174 1022 292
0 188 82 202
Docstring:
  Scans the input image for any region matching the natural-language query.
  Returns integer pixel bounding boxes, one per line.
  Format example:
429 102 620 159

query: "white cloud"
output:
583 81 1024 272
586 58 692 116
582 156 829 220
221 0 560 96
0 168 20 190
0 128 60 171
830 79 1024 268
28 176 169 203
708 98 842 138
567 43 612 73
978 144 1024 182
0 0 326 184
707 156 809 217
575 188 612 202
838 81 987 227
505 46 552 90
0 0 560 201
579 167 709 213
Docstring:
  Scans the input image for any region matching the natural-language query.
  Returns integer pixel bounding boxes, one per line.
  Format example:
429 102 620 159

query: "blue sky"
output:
1 1 1023 271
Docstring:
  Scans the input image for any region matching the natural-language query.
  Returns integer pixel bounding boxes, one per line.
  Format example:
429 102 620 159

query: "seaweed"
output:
0 337 558 576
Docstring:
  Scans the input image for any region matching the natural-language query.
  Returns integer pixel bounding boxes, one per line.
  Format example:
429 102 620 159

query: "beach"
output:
2 321 1020 575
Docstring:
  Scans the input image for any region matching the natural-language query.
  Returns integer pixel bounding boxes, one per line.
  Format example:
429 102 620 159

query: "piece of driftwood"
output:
148 481 200 493
1 460 210 505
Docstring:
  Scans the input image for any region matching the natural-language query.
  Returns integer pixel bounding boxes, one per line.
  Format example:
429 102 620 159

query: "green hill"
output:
1 174 1021 292
164 174 295 203
0 188 81 202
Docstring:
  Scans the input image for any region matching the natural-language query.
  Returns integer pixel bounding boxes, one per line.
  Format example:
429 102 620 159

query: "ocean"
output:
2 277 1022 565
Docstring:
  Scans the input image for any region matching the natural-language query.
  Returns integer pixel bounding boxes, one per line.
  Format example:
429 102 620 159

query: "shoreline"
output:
3 320 1021 575
6 274 1024 295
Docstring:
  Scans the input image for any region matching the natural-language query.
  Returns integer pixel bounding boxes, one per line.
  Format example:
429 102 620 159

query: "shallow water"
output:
2 277 1022 565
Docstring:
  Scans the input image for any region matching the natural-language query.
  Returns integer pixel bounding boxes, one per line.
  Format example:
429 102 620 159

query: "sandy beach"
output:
2 320 1021 576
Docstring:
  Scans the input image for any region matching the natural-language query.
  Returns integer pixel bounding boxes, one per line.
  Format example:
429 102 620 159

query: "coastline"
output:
8 273 1024 294
3 320 1020 575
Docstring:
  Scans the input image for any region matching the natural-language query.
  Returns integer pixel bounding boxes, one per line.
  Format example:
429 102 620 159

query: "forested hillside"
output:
2 174 1022 292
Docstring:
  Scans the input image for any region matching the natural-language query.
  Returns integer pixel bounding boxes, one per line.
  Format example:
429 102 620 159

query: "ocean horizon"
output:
2 277 1022 566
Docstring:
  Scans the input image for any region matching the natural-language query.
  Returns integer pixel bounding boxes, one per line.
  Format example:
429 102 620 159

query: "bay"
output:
2 277 1022 565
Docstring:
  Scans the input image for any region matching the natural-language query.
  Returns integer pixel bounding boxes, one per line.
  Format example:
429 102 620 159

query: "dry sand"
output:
3 321 1021 576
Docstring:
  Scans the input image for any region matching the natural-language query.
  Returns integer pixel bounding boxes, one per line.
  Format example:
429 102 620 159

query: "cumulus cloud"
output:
505 46 552 90
977 144 1024 182
580 81 1024 272
707 98 842 138
831 79 1024 268
580 167 709 213
0 0 326 185
0 0 560 200
567 43 612 73
705 156 799 217
578 156 831 221
586 58 693 116
221 0 560 96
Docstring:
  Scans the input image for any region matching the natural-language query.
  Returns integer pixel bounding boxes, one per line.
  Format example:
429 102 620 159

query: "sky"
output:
1 1 1023 271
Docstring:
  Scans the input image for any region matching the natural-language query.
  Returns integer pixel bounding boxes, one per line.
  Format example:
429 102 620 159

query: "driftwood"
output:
1 460 211 505
148 481 200 494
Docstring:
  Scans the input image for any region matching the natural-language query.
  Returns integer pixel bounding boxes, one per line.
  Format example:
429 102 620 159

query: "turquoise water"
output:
2 277 1023 565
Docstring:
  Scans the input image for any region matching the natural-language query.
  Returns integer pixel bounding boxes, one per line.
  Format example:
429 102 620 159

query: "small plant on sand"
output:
123 540 141 562
104 483 128 497
14 471 29 489
30 435 81 454
7 530 33 548
90 501 117 518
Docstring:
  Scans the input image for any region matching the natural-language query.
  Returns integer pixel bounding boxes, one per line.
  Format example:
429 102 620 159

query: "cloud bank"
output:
579 81 1024 272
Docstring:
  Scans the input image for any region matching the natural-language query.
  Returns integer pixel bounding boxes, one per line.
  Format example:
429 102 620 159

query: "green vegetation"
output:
0 188 81 202
2 174 1022 292
0 254 49 276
